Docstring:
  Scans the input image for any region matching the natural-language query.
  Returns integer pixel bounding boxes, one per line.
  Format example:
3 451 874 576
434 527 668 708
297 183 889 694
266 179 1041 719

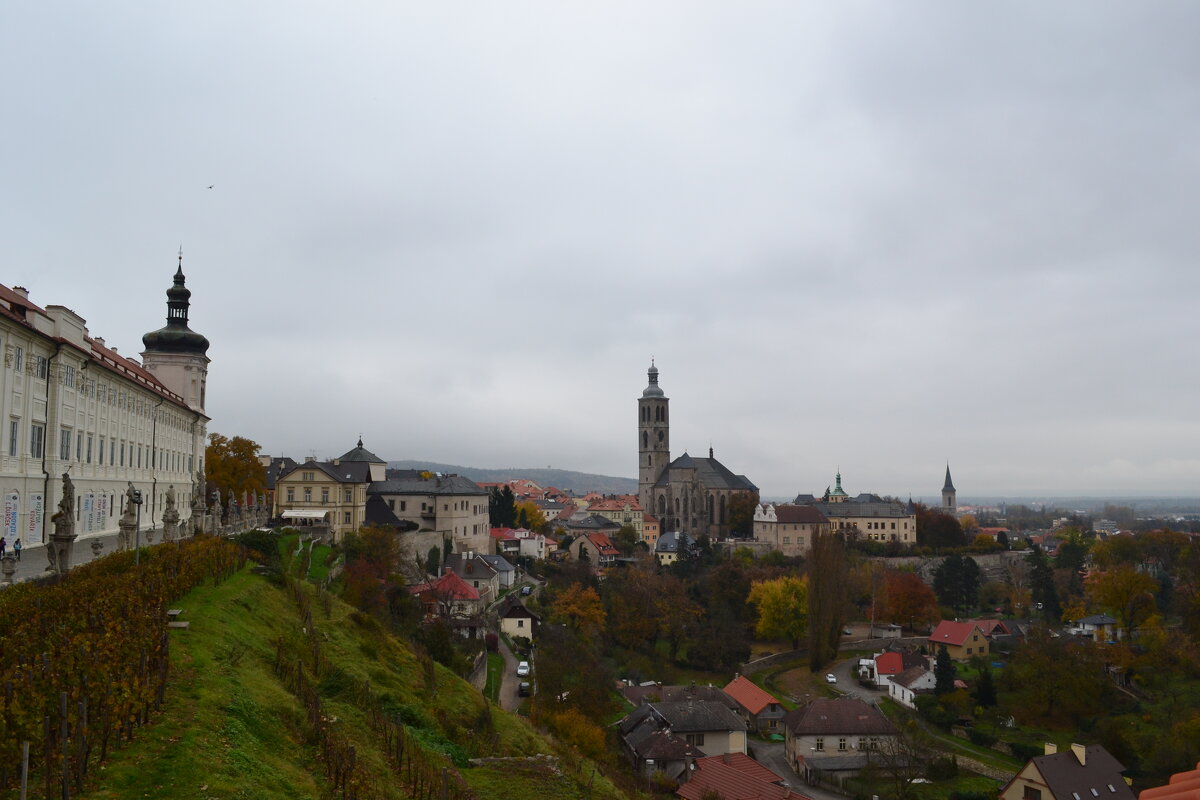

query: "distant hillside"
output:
388 460 638 495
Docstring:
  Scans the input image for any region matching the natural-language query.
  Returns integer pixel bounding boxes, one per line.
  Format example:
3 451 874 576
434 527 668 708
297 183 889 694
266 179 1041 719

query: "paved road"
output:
1 531 144 585
754 739 848 800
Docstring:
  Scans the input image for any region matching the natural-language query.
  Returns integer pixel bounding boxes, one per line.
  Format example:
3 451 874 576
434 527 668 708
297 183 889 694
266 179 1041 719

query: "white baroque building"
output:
0 259 210 549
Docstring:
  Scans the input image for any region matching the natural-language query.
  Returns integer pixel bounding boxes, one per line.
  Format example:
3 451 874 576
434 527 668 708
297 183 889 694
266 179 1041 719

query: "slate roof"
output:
566 514 622 531
1077 614 1119 626
620 684 739 712
783 698 896 737
1013 746 1134 800
279 459 372 484
478 554 514 573
645 699 745 734
371 471 486 496
364 494 405 527
336 438 384 463
678 753 811 800
723 676 779 716
656 531 693 554
654 452 758 492
798 497 913 519
891 665 933 690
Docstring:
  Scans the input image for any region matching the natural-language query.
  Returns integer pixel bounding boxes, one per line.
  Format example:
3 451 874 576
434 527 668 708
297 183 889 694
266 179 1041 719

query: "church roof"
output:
141 262 210 356
943 465 956 492
654 452 758 492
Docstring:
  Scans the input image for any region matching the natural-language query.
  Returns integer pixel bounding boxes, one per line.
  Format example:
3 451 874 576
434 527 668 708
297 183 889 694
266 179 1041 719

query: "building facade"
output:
752 503 832 557
0 262 209 549
636 363 758 538
793 472 917 545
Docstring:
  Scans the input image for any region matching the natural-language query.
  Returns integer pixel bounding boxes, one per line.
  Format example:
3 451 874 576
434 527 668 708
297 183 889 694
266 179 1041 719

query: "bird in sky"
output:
207 184 214 189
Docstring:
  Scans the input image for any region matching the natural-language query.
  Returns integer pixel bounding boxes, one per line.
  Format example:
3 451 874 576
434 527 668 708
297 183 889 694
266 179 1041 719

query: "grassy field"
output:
484 652 504 703
75 564 630 800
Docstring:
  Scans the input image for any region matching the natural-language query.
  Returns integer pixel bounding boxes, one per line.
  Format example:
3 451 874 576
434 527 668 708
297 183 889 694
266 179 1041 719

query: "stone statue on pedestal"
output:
162 484 180 542
47 472 77 575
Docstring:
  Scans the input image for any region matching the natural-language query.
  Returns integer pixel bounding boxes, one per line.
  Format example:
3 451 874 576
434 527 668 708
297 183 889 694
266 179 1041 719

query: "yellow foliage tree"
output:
748 575 809 649
554 582 606 635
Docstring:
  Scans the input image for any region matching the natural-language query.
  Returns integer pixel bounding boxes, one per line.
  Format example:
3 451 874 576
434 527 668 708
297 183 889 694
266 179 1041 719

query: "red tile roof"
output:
677 753 811 800
875 652 905 676
929 620 983 647
1141 762 1200 800
409 571 479 601
723 676 779 716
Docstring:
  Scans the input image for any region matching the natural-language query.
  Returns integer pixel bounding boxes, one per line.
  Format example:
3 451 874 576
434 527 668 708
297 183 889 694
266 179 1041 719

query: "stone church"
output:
637 363 758 538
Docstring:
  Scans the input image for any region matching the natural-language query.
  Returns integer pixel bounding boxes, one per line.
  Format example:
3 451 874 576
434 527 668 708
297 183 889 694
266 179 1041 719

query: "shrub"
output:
927 756 959 781
968 727 998 747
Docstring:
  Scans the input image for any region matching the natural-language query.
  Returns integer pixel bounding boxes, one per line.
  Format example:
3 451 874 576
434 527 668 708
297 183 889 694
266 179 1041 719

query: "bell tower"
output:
638 361 670 516
141 252 210 414
942 464 957 517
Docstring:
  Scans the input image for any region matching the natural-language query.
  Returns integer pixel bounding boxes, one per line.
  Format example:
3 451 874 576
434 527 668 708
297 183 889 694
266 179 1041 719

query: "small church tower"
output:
942 464 957 517
638 362 670 516
141 253 211 414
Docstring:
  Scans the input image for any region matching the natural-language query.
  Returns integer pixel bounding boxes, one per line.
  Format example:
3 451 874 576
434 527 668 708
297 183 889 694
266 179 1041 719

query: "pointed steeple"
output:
943 464 955 492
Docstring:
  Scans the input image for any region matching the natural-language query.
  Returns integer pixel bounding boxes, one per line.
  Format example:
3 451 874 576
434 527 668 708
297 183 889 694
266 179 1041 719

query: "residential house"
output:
783 698 897 785
999 744 1135 800
723 676 786 734
928 620 989 661
564 512 622 539
656 531 693 566
478 553 516 589
408 571 481 620
569 531 619 572
587 496 645 537
497 596 540 641
619 699 747 767
643 513 661 547
370 470 490 555
677 752 813 800
514 528 550 561
869 650 929 690
489 527 521 559
889 665 936 709
620 684 741 717
445 552 499 604
1072 614 1120 642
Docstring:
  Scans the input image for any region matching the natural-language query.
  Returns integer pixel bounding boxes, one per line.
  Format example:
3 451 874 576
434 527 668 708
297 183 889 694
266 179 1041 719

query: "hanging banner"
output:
82 493 95 534
4 492 18 540
94 493 108 533
27 493 44 543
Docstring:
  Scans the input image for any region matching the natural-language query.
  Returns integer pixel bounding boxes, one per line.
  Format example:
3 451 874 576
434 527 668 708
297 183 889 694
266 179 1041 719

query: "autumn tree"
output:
808 532 848 670
656 574 702 662
603 568 661 648
999 627 1113 726
1090 535 1143 569
749 575 809 649
1087 565 1159 639
884 570 939 632
552 582 606 636
1027 546 1061 621
205 432 266 499
514 500 547 532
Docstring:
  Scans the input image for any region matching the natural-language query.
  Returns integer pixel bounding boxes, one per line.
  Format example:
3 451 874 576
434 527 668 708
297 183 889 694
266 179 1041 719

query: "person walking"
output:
0 536 6 557
12 537 20 561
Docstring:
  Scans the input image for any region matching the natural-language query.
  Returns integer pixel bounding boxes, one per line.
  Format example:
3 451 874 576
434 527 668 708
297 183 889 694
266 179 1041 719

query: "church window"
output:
657 431 663 442
642 432 648 448
658 496 665 514
719 495 726 524
707 495 713 523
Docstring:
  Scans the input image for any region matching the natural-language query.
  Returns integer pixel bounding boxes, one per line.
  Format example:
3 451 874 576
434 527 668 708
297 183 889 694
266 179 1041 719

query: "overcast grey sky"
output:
4 3 1199 498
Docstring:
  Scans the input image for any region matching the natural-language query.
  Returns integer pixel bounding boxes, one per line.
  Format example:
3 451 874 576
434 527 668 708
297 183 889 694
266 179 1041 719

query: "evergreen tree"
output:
488 485 517 527
1027 545 1060 621
934 644 956 695
974 664 997 707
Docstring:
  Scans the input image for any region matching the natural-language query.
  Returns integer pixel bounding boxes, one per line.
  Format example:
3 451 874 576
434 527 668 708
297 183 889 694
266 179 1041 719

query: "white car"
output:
516 661 531 677
825 673 837 684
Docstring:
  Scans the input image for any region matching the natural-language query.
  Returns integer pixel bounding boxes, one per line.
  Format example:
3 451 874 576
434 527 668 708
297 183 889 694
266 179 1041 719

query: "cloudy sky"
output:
4 3 1199 499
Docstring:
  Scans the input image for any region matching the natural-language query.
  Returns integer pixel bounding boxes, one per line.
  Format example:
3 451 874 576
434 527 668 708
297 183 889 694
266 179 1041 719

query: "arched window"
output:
642 431 648 448
683 495 689 517
707 495 714 523
719 495 727 524
658 496 666 514
647 455 652 466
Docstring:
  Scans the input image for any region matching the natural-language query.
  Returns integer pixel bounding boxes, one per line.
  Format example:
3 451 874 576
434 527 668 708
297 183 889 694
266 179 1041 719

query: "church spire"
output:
943 464 955 492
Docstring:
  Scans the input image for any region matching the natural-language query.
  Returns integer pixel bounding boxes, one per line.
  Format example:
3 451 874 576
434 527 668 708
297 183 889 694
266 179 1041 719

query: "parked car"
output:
516 661 531 677
825 673 837 684
520 585 532 596
518 681 531 697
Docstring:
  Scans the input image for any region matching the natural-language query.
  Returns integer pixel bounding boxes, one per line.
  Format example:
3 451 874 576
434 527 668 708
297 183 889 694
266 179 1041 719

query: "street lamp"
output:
132 489 144 565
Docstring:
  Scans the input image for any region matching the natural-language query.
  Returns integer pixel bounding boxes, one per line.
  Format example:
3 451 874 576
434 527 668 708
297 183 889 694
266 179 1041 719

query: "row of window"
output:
286 487 355 503
7 418 194 472
812 736 880 752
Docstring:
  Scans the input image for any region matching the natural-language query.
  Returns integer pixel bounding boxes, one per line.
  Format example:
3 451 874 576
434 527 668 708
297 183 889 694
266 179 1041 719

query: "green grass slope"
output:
79 566 628 800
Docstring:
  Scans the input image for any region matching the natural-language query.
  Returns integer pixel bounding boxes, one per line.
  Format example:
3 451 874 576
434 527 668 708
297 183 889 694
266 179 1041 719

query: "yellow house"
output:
274 439 384 541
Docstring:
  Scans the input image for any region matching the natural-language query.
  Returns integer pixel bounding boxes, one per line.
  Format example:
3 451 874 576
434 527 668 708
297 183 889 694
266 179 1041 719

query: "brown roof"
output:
774 505 830 524
929 620 984 647
723 676 779 716
783 698 896 737
1004 745 1135 800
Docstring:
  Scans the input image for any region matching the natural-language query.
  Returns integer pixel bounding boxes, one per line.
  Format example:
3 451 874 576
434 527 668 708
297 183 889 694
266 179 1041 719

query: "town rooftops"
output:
891 665 933 689
723 675 779 716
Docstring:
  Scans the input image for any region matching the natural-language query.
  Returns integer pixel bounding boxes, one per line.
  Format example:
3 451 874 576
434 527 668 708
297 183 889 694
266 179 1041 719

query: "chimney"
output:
94 337 105 347
1044 743 1057 756
11 286 29 299
305 456 316 463
1071 744 1086 766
